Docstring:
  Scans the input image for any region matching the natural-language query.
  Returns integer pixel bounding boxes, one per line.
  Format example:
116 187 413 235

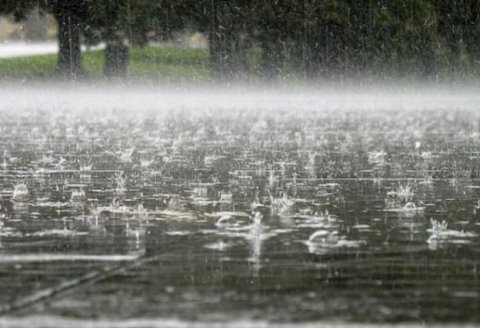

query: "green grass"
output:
0 46 212 81
0 53 57 78
127 46 211 81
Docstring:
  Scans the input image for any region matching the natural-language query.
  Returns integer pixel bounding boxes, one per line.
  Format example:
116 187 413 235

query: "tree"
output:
3 0 480 81
1 0 87 78
84 0 130 77
0 0 37 20
84 0 170 78
39 0 87 78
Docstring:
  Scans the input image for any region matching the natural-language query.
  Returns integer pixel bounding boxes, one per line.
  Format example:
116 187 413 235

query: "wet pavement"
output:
1 90 480 326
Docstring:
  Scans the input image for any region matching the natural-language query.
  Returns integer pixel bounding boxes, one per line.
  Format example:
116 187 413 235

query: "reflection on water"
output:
0 102 480 324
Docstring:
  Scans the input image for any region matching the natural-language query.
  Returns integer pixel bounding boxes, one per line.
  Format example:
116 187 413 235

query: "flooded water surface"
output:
1 87 480 326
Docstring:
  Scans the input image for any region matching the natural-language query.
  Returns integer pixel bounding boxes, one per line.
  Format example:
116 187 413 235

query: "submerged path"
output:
0 41 104 58
0 42 58 58
0 251 148 315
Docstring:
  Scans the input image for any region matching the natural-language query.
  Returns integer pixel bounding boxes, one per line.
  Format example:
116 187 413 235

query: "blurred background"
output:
1 1 480 83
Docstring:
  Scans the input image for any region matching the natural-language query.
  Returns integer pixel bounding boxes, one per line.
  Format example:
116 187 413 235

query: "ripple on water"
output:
1 96 480 322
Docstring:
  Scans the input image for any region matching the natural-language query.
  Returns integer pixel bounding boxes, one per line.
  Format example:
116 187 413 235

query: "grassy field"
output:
0 46 212 81
3 45 480 84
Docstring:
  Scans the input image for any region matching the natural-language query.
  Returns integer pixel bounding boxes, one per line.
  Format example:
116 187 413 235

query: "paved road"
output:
0 41 104 58
0 42 58 58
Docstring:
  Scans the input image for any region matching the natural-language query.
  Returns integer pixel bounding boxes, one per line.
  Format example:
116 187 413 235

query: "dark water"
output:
1 98 480 326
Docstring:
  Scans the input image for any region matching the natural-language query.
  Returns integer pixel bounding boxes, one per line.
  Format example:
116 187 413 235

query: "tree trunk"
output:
56 10 83 78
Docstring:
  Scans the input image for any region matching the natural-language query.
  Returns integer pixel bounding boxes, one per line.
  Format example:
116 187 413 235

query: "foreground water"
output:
0 86 480 326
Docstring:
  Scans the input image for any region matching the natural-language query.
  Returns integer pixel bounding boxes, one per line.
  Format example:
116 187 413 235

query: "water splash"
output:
427 218 477 248
12 183 29 201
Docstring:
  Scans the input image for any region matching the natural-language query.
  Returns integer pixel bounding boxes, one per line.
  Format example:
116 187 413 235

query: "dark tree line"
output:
2 0 480 81
1 0 87 77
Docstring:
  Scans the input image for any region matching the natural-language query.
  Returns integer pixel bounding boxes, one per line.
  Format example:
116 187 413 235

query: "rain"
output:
1 1 480 327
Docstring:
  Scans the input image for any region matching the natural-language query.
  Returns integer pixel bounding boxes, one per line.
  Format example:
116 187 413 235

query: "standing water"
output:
0 85 480 327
